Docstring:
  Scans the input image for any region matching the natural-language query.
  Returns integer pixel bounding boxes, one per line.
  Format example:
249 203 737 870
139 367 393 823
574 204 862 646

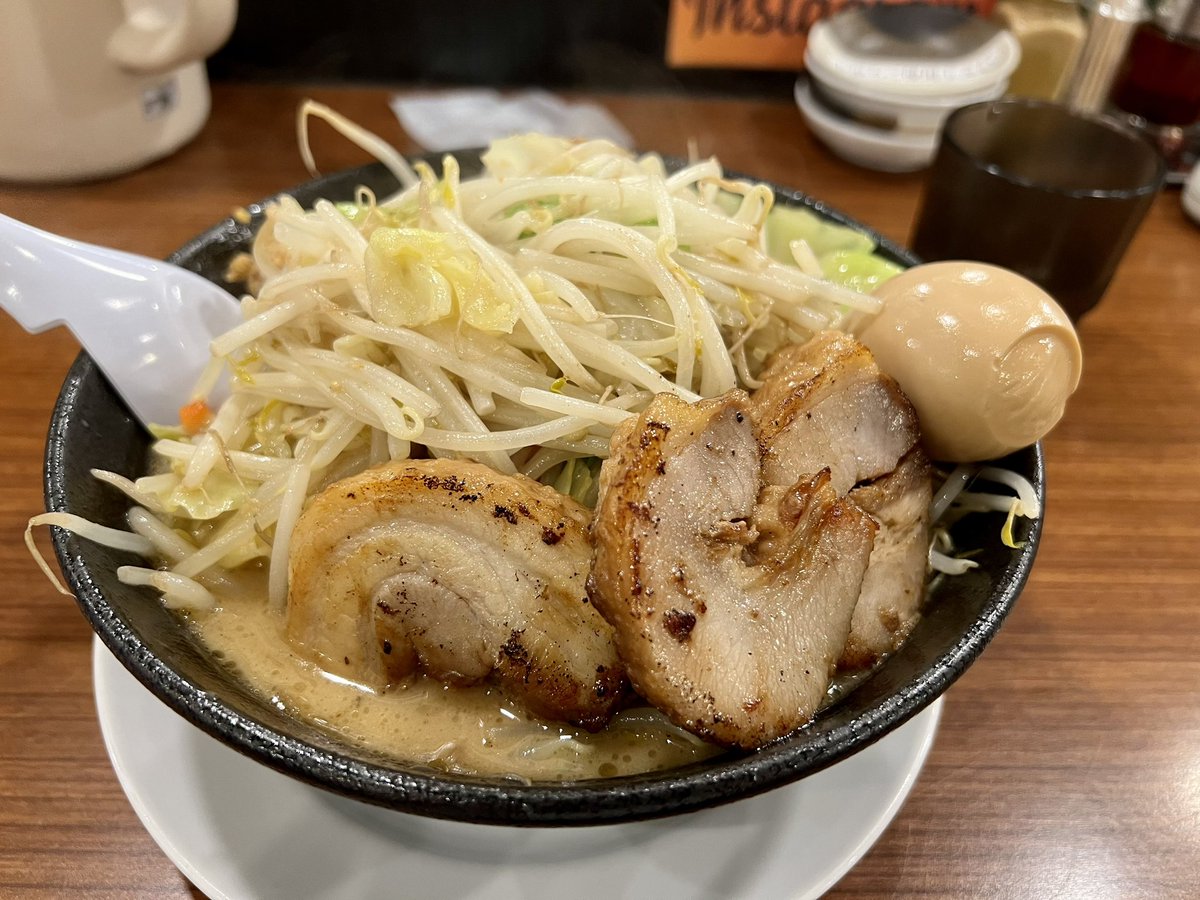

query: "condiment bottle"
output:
1108 0 1200 127
993 0 1088 101
1064 0 1147 113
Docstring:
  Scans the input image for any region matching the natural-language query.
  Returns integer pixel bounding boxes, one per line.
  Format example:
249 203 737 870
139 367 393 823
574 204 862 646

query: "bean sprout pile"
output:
28 102 1035 618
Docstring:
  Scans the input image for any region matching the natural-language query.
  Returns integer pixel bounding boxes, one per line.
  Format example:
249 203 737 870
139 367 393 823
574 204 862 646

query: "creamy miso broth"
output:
186 571 720 781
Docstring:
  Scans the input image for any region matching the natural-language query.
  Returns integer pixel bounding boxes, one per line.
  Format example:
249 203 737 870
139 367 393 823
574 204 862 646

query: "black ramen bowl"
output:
45 159 1043 826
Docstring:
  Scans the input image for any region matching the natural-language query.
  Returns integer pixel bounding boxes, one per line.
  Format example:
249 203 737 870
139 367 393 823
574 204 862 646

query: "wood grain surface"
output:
2 83 1198 899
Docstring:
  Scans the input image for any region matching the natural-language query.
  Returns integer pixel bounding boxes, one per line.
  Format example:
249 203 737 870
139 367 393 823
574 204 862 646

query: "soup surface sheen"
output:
188 572 722 782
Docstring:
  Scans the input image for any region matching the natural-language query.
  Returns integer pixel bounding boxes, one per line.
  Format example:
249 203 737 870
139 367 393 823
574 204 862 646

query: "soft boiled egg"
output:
859 261 1082 462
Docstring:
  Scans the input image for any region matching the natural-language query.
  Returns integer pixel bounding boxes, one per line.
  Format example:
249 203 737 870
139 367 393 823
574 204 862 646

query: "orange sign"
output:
667 0 999 70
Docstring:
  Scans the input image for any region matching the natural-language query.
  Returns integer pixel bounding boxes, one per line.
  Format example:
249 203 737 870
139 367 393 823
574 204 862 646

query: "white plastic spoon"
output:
0 213 242 427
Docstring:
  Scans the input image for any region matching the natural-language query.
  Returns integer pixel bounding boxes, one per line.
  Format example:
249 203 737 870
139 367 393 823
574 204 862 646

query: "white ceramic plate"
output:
94 637 941 900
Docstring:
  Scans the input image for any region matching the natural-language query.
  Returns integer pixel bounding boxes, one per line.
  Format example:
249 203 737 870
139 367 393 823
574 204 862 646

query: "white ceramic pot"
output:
1184 163 1200 225
0 0 237 183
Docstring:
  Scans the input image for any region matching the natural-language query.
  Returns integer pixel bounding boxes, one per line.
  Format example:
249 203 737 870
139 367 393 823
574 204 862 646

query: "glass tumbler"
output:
911 98 1166 320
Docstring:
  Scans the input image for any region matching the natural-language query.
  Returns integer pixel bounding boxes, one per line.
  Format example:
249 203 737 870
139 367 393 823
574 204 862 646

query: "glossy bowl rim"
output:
44 159 1044 826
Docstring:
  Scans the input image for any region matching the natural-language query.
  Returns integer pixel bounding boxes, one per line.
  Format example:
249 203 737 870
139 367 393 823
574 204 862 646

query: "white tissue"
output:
390 89 633 152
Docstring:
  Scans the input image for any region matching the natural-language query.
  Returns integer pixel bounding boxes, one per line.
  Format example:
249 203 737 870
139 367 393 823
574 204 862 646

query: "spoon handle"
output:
0 213 242 426
0 216 83 332
0 215 169 331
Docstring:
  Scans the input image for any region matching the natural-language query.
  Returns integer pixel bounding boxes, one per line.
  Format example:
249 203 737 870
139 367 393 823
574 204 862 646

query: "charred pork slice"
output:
750 331 921 495
286 458 627 731
843 449 933 668
588 391 876 749
749 331 934 669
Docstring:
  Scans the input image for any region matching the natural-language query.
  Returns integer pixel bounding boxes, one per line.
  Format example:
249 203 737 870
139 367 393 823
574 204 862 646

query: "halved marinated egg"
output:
860 262 1082 462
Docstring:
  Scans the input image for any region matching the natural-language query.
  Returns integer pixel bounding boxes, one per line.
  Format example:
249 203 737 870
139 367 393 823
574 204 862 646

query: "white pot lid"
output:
806 6 1022 101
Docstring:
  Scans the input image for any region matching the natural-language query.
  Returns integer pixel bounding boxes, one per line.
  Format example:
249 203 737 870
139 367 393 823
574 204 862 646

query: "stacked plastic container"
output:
796 6 1022 172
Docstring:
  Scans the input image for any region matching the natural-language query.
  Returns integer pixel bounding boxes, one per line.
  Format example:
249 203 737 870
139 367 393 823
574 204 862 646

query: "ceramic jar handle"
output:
107 0 238 75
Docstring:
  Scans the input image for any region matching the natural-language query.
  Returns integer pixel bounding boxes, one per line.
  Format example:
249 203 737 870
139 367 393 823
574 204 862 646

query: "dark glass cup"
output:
911 99 1166 321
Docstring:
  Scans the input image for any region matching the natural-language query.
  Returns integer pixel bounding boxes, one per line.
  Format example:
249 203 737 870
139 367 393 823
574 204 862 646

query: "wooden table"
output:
2 84 1197 898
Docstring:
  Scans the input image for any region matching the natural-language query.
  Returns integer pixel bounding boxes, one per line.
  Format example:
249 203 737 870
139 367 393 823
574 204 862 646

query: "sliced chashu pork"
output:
748 331 932 669
751 332 921 494
840 449 932 668
588 391 876 749
286 458 627 730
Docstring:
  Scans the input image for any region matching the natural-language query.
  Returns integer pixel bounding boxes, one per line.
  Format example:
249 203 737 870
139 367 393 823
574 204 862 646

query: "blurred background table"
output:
2 84 1197 898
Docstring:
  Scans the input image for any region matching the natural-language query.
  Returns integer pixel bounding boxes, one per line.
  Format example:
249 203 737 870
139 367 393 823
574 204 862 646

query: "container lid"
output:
806 6 1022 101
